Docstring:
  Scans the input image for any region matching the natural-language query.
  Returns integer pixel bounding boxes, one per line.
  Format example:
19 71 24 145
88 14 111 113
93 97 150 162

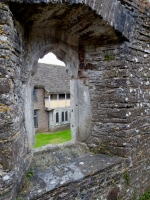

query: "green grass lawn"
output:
34 129 72 148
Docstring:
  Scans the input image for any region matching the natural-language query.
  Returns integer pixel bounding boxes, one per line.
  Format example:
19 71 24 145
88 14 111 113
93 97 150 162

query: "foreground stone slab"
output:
32 142 90 170
18 153 123 200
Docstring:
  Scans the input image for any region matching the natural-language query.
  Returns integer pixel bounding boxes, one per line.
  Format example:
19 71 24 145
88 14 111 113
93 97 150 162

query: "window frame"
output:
34 110 38 128
59 94 65 100
65 111 68 121
56 112 59 123
33 88 38 102
66 94 70 99
62 112 64 122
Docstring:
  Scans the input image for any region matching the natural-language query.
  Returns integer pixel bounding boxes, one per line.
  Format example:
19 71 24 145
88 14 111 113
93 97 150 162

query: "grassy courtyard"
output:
34 129 72 148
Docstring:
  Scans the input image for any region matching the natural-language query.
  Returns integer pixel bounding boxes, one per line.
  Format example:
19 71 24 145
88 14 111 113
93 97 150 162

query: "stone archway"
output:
1 0 150 199
9 0 130 146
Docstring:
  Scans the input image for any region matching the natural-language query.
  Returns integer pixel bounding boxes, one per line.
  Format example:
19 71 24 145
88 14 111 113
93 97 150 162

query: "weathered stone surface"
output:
0 0 150 199
18 153 124 200
0 78 10 94
32 142 90 170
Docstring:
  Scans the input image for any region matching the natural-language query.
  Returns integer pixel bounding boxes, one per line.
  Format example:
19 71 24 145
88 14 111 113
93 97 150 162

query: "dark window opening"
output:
65 111 68 121
51 94 57 100
62 112 64 122
56 112 59 123
66 94 70 99
34 110 38 128
59 94 65 100
33 88 38 102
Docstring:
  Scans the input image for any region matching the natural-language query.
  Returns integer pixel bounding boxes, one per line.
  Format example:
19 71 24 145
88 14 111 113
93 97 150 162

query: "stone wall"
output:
83 4 150 196
49 108 70 132
34 88 49 132
82 42 150 195
0 0 150 199
20 154 128 200
0 3 33 200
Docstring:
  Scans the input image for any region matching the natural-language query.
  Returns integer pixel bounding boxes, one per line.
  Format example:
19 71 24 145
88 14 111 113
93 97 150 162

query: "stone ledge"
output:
33 141 88 154
19 153 123 200
32 142 90 170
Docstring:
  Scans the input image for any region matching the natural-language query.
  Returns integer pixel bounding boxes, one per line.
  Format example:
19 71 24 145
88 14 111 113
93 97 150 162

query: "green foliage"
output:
27 169 34 178
17 197 22 200
34 129 72 148
104 54 114 61
124 171 130 185
93 142 105 154
139 190 150 200
93 149 98 154
93 142 114 157
108 153 114 157
99 142 106 151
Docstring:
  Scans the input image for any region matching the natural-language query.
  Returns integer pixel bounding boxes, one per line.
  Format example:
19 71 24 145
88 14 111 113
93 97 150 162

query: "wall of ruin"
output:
0 0 150 199
33 88 49 133
0 4 34 200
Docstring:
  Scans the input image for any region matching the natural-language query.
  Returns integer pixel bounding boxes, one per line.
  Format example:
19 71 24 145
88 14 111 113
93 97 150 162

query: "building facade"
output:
33 63 71 132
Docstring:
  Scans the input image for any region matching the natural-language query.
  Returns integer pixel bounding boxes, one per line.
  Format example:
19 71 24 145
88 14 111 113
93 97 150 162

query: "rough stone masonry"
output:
0 0 150 199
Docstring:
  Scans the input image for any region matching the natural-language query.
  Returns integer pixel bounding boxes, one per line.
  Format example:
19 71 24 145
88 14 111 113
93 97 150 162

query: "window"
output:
34 110 38 128
65 111 68 121
59 94 65 100
62 112 64 122
66 94 70 99
51 94 57 100
56 112 59 123
33 88 38 102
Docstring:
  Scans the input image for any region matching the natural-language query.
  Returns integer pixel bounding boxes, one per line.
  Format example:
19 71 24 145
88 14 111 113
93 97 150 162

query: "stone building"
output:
33 63 71 132
0 1 150 200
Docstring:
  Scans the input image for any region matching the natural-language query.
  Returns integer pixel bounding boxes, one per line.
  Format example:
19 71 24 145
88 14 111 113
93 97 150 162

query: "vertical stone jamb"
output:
0 3 32 199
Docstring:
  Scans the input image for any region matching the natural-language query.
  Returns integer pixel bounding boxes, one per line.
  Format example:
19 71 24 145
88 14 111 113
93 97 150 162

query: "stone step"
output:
18 153 123 200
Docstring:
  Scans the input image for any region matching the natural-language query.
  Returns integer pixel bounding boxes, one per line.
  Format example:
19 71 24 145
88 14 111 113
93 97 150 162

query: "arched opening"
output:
8 1 128 154
33 52 72 148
